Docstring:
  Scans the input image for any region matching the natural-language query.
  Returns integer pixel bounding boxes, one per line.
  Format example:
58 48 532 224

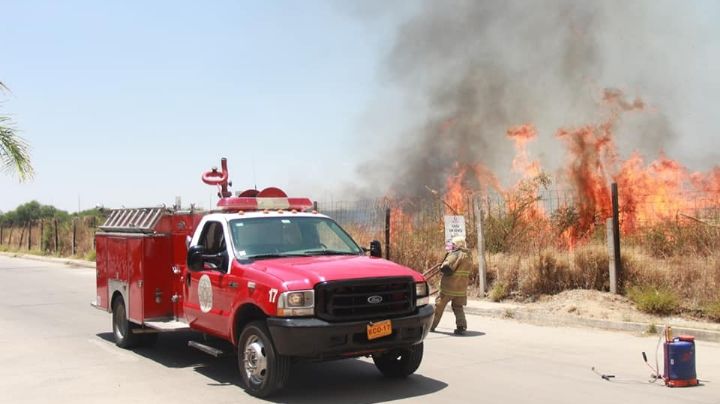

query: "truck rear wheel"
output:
238 321 290 398
373 342 424 378
112 298 141 349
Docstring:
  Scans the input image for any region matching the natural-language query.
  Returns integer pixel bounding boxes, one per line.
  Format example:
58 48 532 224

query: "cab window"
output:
197 221 228 270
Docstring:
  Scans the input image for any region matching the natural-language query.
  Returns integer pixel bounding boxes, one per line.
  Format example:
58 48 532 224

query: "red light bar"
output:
217 197 313 212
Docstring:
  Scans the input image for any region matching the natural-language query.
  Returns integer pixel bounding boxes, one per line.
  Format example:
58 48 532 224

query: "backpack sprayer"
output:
593 325 699 387
641 326 699 387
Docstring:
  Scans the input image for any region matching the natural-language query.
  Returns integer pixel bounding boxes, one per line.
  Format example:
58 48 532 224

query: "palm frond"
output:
0 116 34 181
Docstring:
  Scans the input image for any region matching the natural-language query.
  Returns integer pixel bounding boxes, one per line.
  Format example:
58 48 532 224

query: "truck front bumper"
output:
266 304 434 359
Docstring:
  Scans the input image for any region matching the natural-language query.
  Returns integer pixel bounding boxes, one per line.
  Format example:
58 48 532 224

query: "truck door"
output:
184 220 234 337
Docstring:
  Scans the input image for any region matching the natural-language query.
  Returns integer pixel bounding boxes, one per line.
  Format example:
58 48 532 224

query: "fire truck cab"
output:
92 158 433 397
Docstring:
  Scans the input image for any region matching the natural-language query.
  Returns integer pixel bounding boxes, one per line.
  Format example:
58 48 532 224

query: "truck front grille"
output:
315 277 415 322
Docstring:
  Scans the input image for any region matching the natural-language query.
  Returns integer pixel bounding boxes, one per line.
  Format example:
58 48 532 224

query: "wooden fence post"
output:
384 207 391 260
91 217 97 250
54 219 59 254
17 226 23 249
0 225 3 245
39 220 44 251
27 222 32 250
72 219 77 256
611 183 622 292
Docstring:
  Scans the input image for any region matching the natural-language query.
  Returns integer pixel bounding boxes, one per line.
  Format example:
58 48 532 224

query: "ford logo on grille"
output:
367 295 383 304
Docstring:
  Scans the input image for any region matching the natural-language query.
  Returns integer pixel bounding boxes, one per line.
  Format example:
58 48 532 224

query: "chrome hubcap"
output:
243 335 267 384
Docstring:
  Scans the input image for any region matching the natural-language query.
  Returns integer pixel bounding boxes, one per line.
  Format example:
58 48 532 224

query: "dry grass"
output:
338 192 720 321
0 217 98 257
2 195 718 321
485 244 609 298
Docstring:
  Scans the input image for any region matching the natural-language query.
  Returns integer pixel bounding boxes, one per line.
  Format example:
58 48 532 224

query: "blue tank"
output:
664 340 696 382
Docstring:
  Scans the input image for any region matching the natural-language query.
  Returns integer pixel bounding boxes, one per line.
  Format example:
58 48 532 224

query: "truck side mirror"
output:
369 240 382 258
187 245 206 272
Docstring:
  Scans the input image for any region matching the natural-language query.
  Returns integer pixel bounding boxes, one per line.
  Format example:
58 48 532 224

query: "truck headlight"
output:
415 281 429 306
277 290 314 317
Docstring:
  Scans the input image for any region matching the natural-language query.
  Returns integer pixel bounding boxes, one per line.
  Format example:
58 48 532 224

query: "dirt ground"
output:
523 289 720 332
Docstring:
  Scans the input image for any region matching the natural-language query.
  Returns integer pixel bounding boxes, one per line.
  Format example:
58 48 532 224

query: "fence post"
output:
91 217 96 251
27 222 32 250
611 183 622 291
606 218 617 294
384 207 391 260
0 225 3 245
473 197 487 294
72 219 77 256
54 219 59 254
39 220 44 251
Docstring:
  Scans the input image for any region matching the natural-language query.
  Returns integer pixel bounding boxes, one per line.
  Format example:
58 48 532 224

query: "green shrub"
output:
84 250 96 261
628 286 679 315
489 281 509 302
705 301 720 322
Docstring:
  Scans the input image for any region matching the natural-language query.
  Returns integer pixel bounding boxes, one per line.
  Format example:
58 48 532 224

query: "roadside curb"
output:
462 304 720 343
0 252 95 269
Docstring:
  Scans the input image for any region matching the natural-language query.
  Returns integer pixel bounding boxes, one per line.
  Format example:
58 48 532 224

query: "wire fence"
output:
0 217 98 258
2 188 718 306
318 187 720 304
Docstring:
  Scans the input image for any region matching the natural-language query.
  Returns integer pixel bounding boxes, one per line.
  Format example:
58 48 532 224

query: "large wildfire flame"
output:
391 89 720 247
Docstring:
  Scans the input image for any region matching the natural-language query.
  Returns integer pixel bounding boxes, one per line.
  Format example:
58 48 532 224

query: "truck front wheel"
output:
112 298 141 349
373 342 424 378
238 321 290 398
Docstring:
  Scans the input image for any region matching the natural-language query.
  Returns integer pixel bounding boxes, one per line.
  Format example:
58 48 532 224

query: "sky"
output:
0 1 406 212
2 1 720 213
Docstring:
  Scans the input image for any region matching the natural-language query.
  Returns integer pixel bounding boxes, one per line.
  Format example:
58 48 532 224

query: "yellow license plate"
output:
367 320 392 340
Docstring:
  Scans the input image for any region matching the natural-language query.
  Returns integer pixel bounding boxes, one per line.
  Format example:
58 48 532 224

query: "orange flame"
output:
389 89 720 248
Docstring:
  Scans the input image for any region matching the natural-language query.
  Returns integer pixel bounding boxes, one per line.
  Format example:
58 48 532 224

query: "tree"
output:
0 201 68 226
0 81 34 181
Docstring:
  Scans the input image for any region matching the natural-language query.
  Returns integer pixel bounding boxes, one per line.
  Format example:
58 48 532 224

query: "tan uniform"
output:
431 248 472 330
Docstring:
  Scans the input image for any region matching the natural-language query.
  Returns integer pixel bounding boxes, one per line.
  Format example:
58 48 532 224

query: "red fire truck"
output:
92 158 433 397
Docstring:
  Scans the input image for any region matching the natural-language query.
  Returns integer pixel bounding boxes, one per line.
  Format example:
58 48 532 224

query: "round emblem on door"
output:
367 295 383 304
198 274 213 313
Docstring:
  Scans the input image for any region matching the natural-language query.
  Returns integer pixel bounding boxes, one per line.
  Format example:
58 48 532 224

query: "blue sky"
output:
1 1 403 212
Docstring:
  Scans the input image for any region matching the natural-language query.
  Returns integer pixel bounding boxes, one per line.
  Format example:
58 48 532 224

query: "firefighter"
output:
430 235 472 335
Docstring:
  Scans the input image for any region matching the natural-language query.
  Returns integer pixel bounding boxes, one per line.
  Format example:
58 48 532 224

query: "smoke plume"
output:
357 0 702 200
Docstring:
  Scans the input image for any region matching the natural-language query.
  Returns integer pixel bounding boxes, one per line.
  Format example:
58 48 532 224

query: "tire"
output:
373 342 424 378
112 298 141 349
237 321 291 398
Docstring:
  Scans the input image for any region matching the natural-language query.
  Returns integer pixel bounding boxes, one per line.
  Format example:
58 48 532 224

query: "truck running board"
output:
188 341 224 358
143 319 191 332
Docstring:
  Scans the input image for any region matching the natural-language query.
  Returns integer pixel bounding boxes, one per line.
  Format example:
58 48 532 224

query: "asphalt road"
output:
1 255 719 404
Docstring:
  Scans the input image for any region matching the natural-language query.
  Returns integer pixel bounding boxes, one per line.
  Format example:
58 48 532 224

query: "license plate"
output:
367 319 392 340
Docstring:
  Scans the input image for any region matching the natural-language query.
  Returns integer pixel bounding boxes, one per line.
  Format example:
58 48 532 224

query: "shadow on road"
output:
429 330 486 337
95 332 447 403
268 360 447 404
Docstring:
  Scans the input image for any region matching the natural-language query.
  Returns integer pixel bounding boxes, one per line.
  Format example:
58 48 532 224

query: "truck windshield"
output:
229 216 364 260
